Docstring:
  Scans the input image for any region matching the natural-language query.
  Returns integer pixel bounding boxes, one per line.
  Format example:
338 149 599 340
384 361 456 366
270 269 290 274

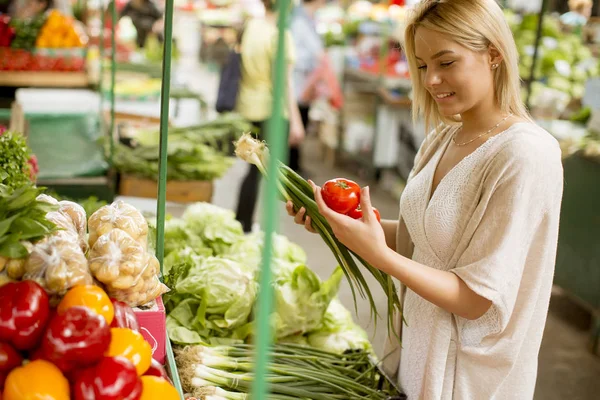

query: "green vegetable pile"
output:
9 15 46 49
176 343 401 399
158 202 371 355
0 184 58 259
111 114 252 181
508 11 600 103
0 131 34 189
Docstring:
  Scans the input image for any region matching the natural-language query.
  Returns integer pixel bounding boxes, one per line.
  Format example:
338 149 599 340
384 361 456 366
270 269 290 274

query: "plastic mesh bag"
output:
24 234 93 300
88 201 148 250
88 229 167 307
37 195 88 253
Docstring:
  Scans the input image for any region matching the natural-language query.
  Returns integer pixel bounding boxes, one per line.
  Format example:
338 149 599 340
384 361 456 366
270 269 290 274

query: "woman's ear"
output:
488 45 503 69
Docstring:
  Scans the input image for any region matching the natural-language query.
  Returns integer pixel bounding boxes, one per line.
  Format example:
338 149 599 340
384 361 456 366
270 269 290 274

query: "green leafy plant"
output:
0 130 34 189
0 184 58 259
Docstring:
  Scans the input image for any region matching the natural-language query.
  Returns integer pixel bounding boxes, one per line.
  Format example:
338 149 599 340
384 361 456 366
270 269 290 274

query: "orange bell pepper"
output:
105 328 152 376
58 285 115 325
3 360 70 400
139 376 179 400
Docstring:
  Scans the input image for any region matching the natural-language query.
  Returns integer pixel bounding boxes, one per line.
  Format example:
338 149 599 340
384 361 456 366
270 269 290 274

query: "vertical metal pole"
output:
99 1 105 137
155 1 183 396
526 0 548 109
252 0 290 398
156 2 173 277
109 0 116 167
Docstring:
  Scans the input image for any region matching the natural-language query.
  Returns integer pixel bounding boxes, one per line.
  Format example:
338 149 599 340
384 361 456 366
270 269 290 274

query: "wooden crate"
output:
119 175 213 203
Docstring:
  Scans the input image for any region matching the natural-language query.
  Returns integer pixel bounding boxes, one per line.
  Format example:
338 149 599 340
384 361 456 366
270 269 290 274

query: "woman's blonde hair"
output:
404 0 531 133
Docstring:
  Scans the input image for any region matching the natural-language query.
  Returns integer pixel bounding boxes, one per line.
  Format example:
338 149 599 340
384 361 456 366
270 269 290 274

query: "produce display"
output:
0 185 58 266
0 10 86 72
88 201 168 307
113 114 251 182
234 134 403 335
158 201 372 357
0 131 38 189
507 11 600 106
176 343 402 399
0 282 178 399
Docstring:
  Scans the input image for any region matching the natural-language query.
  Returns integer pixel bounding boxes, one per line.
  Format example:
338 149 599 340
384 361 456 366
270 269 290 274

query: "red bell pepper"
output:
39 307 111 373
73 356 142 400
0 342 23 390
110 300 140 332
0 280 50 351
143 359 171 384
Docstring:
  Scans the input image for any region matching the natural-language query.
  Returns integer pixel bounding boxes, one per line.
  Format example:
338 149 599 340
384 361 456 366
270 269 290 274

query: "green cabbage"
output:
272 266 343 339
166 256 257 342
306 299 372 354
182 202 245 255
225 231 307 273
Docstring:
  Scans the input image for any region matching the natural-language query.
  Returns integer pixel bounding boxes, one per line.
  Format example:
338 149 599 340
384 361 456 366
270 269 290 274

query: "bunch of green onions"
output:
177 343 402 400
234 134 403 336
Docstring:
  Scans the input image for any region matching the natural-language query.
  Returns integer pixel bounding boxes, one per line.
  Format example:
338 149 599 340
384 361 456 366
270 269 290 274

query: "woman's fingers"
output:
285 200 295 216
294 207 306 225
305 216 317 233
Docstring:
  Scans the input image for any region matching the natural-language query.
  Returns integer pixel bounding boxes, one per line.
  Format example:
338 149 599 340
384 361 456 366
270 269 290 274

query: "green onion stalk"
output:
234 134 404 337
177 343 401 400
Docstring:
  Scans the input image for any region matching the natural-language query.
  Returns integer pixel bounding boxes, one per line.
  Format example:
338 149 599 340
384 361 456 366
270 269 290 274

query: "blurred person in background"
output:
8 0 51 19
290 0 326 177
560 0 593 28
119 0 163 48
235 0 305 233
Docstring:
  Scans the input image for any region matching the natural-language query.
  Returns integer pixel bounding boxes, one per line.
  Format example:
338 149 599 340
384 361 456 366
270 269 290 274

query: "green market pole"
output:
155 1 184 395
252 0 291 398
109 0 116 167
99 2 105 140
526 0 548 110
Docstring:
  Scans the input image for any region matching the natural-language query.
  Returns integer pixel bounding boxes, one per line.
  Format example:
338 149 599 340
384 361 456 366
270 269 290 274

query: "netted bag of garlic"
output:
88 201 148 250
88 229 167 307
24 234 93 301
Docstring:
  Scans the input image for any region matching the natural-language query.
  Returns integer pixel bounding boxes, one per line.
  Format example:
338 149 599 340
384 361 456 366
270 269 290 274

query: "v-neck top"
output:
390 122 564 399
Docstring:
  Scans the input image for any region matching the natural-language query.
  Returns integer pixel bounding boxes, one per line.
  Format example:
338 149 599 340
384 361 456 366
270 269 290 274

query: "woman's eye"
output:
417 65 427 70
441 61 455 67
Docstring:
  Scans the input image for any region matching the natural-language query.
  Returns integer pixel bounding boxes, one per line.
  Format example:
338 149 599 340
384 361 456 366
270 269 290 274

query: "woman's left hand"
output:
309 181 388 266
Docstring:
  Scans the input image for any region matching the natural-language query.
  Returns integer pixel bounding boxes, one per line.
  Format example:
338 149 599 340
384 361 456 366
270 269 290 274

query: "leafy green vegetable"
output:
166 256 257 342
0 131 33 189
307 299 372 354
111 113 253 182
225 231 307 271
0 184 58 258
182 203 244 255
272 265 343 339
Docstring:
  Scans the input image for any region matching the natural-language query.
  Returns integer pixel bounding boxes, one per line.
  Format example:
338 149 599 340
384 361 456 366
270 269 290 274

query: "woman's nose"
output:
425 70 442 89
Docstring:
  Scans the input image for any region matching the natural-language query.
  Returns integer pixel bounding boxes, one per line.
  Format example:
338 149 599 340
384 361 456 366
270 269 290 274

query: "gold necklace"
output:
452 114 513 147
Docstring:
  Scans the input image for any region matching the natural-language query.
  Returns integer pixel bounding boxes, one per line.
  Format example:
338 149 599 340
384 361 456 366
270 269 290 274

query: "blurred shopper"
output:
235 0 305 232
288 0 564 398
290 0 326 175
560 0 593 28
120 0 163 48
9 0 51 19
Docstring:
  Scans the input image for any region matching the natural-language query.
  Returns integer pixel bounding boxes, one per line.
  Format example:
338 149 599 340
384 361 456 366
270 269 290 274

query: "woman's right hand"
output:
286 201 317 233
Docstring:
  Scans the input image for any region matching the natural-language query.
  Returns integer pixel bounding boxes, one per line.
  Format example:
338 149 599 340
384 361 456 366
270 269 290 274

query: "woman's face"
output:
413 27 496 117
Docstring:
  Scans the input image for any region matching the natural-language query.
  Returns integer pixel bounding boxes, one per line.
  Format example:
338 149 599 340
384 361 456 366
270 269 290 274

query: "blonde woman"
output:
287 0 563 398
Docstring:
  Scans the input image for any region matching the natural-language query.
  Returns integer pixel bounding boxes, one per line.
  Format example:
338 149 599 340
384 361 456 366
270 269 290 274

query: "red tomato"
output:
321 178 361 214
347 207 381 222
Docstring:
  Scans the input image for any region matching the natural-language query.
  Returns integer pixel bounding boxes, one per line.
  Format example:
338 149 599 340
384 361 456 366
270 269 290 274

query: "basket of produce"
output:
148 200 405 399
113 114 253 203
